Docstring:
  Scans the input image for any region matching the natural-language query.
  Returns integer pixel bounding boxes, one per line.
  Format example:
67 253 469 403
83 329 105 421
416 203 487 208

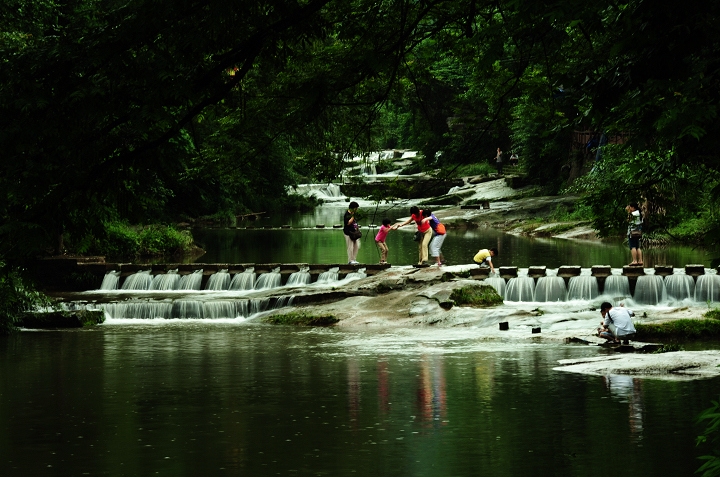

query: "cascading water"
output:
286 267 311 286
100 271 120 290
102 297 290 320
695 273 720 302
121 270 153 290
633 274 667 305
150 269 180 291
230 268 256 290
321 184 343 197
255 268 282 290
567 275 599 300
505 276 535 302
664 272 695 301
534 276 567 302
603 274 631 299
316 267 340 284
178 270 203 290
103 301 173 319
344 268 367 281
205 269 231 290
483 276 506 298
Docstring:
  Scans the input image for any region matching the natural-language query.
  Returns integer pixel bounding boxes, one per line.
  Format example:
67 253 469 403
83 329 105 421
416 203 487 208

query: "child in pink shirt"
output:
375 218 393 264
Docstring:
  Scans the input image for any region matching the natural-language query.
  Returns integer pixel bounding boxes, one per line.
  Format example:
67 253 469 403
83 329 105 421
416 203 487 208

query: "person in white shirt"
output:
598 302 637 343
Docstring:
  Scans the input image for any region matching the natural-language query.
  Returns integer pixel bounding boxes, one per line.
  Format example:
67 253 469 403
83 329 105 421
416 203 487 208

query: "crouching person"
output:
598 302 636 344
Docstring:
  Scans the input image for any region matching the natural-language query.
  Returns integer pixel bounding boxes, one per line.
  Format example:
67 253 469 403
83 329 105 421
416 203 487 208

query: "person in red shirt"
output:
395 206 432 265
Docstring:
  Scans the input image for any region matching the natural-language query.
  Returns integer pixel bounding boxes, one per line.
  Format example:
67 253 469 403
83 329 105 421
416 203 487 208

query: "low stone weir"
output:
29 258 389 292
472 264 720 304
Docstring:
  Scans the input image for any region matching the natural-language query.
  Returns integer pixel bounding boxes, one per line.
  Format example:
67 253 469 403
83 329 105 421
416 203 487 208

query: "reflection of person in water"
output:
603 374 644 439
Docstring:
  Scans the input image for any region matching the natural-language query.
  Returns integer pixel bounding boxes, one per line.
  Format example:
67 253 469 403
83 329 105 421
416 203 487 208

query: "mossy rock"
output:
449 285 503 307
21 309 105 329
262 313 339 326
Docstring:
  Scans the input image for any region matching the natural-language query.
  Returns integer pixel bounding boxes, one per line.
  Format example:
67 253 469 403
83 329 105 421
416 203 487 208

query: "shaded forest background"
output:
1 0 719 263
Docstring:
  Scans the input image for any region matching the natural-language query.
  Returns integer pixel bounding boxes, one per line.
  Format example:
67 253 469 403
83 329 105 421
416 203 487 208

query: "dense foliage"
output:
0 262 52 335
2 0 720 263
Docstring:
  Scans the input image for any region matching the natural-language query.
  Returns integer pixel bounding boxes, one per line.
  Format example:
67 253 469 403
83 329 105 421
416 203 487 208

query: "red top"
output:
412 212 430 233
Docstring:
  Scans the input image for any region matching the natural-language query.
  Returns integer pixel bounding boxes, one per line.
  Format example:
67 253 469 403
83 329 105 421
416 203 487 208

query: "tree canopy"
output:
1 0 719 260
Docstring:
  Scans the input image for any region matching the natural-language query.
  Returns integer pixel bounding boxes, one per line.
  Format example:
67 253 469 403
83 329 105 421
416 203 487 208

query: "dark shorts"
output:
628 236 641 249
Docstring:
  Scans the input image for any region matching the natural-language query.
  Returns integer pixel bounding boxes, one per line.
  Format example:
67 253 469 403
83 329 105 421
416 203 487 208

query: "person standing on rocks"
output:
495 147 503 174
626 202 643 266
422 209 447 266
395 206 432 265
343 201 361 264
598 302 636 344
375 218 394 264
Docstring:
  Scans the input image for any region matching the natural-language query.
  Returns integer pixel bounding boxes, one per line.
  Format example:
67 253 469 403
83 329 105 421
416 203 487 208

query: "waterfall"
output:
205 269 231 290
316 267 340 284
695 273 720 302
100 271 120 290
178 270 203 290
274 296 295 308
103 301 173 319
150 269 180 290
320 184 343 197
344 268 367 281
230 268 256 290
534 276 567 302
567 276 599 300
483 276 506 298
286 267 311 286
250 298 271 314
603 274 631 299
633 275 667 305
204 300 245 319
121 270 153 290
505 277 535 302
255 268 282 290
171 300 204 318
665 273 695 301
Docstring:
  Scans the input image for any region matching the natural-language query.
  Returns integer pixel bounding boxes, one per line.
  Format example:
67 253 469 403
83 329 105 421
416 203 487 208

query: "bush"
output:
635 319 720 340
138 225 194 256
706 309 720 320
450 162 496 178
696 398 720 477
0 262 53 335
102 222 140 257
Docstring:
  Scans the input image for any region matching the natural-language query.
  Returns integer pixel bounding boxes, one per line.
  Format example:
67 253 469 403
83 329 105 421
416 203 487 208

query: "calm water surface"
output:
2 324 718 477
192 212 711 268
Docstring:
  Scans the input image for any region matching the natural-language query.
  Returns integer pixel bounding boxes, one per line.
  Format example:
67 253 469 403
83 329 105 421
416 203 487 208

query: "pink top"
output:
375 224 391 242
412 212 431 233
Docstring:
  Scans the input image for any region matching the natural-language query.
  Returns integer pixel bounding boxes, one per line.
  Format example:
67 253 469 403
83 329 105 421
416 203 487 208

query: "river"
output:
1 324 718 477
191 203 713 268
4 203 719 476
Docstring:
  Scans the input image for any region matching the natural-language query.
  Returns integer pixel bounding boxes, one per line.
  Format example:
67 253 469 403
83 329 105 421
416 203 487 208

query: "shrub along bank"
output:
635 309 720 341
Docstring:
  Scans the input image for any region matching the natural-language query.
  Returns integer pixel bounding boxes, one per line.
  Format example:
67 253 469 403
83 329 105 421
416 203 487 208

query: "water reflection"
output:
603 375 644 442
0 327 716 477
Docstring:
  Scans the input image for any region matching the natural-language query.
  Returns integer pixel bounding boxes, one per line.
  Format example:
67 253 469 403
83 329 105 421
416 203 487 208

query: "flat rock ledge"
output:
554 350 720 381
